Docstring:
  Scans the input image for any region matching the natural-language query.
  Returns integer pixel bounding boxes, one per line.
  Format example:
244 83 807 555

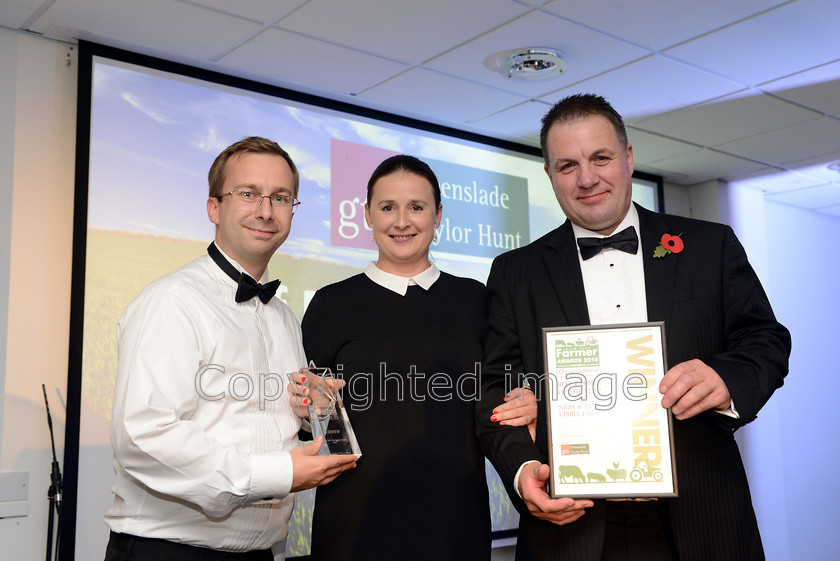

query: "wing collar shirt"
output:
105 243 306 551
364 261 440 294
571 203 647 325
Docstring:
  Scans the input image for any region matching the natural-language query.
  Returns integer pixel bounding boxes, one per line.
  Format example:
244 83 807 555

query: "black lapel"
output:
638 204 677 326
543 221 591 326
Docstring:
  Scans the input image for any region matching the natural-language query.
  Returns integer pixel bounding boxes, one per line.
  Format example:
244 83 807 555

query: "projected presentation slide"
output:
71 49 658 559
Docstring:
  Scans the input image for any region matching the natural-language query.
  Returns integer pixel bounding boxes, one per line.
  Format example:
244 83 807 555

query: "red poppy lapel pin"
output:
653 233 683 258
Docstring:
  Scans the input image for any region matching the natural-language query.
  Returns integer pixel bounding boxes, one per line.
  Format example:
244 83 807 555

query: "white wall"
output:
0 27 77 560
740 199 840 561
683 179 840 561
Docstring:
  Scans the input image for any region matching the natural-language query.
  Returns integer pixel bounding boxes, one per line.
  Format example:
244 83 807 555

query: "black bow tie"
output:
577 226 639 260
207 243 280 304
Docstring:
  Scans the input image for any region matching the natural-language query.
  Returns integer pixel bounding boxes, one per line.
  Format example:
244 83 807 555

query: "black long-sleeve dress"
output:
301 271 491 561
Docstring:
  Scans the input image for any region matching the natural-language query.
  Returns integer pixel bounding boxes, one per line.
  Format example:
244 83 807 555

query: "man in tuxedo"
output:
477 94 790 561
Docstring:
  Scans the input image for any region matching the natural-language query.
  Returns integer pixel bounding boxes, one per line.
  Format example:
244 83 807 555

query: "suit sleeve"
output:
476 257 542 502
705 225 790 427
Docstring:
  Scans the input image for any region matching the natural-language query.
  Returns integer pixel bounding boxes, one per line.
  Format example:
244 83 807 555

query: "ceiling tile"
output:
714 116 840 165
423 10 649 98
30 0 263 59
627 129 700 165
818 204 840 217
187 0 307 24
358 68 527 123
765 183 840 209
631 90 820 146
468 100 550 144
728 168 832 194
6 0 837 212
665 0 840 85
780 152 840 182
541 0 786 51
275 0 529 64
646 148 766 185
761 60 840 117
541 54 743 120
0 0 43 29
217 28 409 94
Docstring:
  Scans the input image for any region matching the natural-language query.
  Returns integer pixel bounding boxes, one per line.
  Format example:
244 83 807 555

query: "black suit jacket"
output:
477 204 790 561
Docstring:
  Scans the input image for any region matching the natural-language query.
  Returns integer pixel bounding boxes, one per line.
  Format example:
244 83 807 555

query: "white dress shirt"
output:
573 204 647 324
105 244 306 552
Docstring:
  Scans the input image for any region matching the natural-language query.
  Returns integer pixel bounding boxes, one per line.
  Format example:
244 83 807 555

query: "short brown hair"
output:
539 94 628 166
207 136 300 198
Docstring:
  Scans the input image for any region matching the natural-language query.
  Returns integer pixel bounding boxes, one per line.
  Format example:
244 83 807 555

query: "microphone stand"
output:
42 384 62 561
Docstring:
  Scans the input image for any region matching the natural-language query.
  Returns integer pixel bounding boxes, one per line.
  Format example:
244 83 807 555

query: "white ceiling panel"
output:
0 0 44 29
218 27 409 94
777 152 840 182
715 117 840 165
541 0 787 51
818 204 840 217
30 0 263 60
730 168 833 194
627 129 702 166
631 90 821 146
4 0 840 207
187 0 307 24
761 61 840 118
542 55 743 121
359 67 527 123
765 183 840 209
424 10 650 97
468 100 551 143
665 0 840 86
275 0 529 65
646 148 767 185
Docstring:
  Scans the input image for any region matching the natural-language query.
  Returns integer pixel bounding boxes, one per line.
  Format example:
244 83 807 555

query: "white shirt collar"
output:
212 242 271 283
364 262 441 296
570 203 640 246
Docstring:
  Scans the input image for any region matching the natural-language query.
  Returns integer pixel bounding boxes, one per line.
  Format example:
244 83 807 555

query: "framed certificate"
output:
542 322 677 499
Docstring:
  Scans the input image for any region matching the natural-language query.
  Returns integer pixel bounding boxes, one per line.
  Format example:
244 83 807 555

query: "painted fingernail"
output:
303 398 311 405
491 415 498 422
500 421 507 426
300 376 306 383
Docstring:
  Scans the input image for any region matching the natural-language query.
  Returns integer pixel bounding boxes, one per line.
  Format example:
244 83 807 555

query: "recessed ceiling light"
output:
484 48 567 81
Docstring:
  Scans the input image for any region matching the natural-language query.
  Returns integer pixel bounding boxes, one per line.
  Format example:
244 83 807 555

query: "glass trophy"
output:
305 362 362 458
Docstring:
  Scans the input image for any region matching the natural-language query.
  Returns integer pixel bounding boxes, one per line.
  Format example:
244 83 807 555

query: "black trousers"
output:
104 531 273 561
601 501 680 561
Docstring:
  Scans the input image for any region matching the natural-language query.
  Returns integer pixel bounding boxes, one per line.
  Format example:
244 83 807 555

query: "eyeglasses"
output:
218 190 301 212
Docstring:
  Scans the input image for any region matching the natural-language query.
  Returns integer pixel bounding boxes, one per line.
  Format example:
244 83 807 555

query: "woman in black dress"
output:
294 155 535 560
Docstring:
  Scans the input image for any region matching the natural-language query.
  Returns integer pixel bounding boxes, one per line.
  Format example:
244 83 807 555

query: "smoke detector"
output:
486 48 567 81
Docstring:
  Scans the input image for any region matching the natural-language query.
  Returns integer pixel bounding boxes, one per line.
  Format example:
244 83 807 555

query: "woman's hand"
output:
287 368 345 419
491 387 537 442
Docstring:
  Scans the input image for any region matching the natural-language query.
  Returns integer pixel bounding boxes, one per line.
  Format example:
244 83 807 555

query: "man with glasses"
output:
104 137 357 561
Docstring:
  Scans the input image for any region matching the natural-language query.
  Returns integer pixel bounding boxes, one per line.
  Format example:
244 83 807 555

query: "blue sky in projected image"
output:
89 60 561 271
88 60 565 271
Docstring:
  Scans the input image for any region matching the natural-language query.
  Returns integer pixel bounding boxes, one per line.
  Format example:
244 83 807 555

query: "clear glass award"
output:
305 362 362 458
